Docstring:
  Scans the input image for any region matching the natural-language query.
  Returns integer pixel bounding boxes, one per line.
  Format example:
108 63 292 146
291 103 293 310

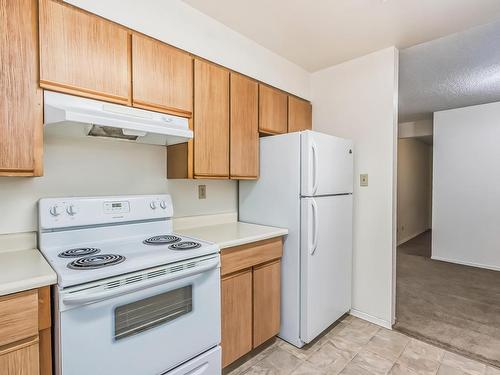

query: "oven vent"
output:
106 280 121 289
125 275 144 285
100 255 218 292
170 264 184 273
147 269 167 279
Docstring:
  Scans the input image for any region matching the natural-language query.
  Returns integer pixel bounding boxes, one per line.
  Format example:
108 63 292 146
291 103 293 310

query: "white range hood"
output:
44 91 192 146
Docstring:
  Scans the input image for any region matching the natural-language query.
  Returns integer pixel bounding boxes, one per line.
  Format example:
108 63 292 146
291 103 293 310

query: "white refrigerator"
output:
239 130 353 348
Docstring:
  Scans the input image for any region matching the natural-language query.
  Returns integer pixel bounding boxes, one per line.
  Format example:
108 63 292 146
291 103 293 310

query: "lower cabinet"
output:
220 237 283 368
0 337 40 375
253 260 281 347
221 270 253 367
0 287 52 375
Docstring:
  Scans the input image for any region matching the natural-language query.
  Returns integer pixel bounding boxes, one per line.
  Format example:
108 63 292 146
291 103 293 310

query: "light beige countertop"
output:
176 221 288 249
0 232 57 297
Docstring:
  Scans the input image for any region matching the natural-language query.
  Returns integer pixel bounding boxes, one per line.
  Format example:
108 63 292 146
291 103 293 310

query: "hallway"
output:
395 231 500 368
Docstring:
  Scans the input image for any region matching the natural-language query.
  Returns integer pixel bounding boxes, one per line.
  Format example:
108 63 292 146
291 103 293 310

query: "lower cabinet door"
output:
253 260 281 347
0 337 39 375
221 269 253 368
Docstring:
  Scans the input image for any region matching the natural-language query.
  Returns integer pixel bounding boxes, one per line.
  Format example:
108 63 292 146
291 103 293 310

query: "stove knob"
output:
160 200 167 209
49 205 61 217
150 201 157 210
66 205 77 216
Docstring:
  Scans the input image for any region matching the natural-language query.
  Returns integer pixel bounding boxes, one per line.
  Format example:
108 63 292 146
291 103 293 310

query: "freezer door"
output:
301 131 353 196
300 195 352 344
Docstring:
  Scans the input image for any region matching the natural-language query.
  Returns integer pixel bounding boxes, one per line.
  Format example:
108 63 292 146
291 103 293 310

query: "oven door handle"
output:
62 258 219 306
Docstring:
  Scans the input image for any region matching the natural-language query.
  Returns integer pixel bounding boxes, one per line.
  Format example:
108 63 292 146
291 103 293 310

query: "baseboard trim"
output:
430 256 500 272
350 309 392 329
397 228 431 246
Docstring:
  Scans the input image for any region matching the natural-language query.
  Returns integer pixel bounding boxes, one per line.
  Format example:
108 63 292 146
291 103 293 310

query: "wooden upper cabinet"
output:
0 0 43 177
230 73 259 179
39 0 131 104
193 60 229 178
132 34 193 117
288 96 312 133
259 84 288 134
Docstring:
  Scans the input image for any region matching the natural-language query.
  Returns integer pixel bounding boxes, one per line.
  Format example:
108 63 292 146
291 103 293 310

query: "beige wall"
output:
397 138 432 244
312 47 399 327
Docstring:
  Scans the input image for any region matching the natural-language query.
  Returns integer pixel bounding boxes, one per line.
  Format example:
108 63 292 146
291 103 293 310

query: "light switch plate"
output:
360 174 368 187
198 185 207 199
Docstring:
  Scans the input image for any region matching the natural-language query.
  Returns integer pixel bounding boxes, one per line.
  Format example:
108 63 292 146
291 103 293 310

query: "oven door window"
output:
114 285 192 341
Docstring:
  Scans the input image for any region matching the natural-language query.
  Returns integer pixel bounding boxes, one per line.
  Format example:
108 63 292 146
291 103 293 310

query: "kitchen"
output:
1 1 500 375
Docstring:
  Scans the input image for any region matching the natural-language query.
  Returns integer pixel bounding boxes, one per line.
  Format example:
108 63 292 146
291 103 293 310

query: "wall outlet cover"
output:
198 185 207 199
360 174 368 187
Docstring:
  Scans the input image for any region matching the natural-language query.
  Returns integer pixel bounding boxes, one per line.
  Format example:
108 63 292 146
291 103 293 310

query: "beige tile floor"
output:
226 316 500 375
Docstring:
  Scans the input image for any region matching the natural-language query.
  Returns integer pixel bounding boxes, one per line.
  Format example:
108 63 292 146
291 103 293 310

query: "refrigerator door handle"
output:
310 198 319 255
312 141 319 195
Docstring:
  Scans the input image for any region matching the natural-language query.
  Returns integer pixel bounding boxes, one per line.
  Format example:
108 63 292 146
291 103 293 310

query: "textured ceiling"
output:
399 21 500 122
182 0 500 72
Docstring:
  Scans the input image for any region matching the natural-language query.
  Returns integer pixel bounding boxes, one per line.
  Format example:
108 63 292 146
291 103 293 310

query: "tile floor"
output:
226 316 500 375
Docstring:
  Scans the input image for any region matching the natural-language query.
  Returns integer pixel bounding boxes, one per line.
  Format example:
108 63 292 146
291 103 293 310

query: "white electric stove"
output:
38 195 221 375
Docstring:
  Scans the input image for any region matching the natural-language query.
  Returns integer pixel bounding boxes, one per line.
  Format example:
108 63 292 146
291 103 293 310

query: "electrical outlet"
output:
198 185 207 199
360 174 368 187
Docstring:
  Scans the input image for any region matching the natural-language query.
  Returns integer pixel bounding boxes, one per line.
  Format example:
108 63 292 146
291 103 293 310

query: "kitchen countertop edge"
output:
176 222 288 250
0 249 57 297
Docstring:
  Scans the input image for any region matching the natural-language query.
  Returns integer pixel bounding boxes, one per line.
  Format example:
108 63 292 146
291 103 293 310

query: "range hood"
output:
44 91 192 146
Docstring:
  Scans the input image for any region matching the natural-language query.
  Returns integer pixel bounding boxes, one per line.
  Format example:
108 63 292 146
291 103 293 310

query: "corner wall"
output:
311 47 399 327
397 138 432 245
433 101 500 271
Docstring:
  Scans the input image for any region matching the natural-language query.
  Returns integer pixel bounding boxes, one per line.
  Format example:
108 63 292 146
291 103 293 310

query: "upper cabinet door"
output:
39 0 131 105
259 85 288 134
194 60 229 178
0 0 43 176
132 34 193 117
230 73 259 179
288 96 312 133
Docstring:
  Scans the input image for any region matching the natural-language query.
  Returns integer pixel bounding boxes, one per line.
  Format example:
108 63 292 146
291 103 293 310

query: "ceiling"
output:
399 20 500 122
182 0 500 72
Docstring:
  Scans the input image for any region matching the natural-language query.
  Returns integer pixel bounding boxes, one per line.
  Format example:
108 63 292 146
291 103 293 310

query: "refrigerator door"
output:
301 131 353 197
300 195 352 344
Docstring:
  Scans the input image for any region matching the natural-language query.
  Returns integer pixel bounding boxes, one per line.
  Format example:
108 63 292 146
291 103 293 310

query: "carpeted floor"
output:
395 230 500 368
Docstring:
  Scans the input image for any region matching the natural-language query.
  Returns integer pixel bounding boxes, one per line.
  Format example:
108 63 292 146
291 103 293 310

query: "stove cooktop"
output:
42 233 217 288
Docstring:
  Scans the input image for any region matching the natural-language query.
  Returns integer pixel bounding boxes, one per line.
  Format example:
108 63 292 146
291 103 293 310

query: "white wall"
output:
0 0 312 236
399 119 433 138
311 47 399 327
433 101 500 271
397 138 432 245
64 0 311 99
0 130 237 234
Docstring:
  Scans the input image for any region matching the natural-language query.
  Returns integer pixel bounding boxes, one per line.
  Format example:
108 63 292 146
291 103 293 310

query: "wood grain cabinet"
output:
220 238 283 368
259 85 288 135
0 0 43 177
39 0 131 105
193 59 230 178
0 287 51 375
132 34 193 117
230 73 259 179
288 96 312 133
221 270 253 368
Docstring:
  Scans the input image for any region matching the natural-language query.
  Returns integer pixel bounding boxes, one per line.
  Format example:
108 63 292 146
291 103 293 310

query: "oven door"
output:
55 255 220 375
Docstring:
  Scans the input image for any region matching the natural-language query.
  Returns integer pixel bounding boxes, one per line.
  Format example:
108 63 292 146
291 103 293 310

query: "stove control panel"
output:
39 195 173 230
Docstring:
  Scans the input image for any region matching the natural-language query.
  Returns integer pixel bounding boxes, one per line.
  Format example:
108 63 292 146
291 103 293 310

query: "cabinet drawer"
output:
221 237 283 276
0 290 38 347
0 336 39 375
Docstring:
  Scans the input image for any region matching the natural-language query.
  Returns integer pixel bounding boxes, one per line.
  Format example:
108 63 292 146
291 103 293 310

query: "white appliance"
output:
239 130 353 348
38 195 221 375
44 91 193 146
